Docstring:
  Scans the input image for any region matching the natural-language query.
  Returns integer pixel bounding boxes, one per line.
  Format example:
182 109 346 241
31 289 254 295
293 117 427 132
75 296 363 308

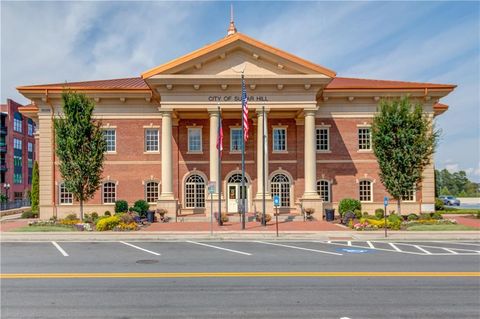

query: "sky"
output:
1 1 479 181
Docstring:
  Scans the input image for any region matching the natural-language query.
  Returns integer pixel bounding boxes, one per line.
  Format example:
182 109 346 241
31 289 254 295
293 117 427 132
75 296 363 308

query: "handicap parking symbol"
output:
336 248 373 254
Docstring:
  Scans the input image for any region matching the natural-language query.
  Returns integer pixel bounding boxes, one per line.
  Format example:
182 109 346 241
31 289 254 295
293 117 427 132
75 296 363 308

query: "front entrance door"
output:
227 183 247 213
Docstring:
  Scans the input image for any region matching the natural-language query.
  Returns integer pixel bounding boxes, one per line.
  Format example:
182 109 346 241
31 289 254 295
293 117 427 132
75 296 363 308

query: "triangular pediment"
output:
142 33 336 78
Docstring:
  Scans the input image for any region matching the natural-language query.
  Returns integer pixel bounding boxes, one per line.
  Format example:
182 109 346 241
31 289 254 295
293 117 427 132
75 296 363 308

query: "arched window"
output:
185 174 205 208
271 174 290 207
145 181 159 203
317 180 330 202
103 182 116 204
359 180 372 202
59 183 73 204
228 173 248 184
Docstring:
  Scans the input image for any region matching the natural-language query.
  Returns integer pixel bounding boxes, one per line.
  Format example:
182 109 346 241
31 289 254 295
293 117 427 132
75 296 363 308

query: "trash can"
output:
325 209 335 222
147 210 155 223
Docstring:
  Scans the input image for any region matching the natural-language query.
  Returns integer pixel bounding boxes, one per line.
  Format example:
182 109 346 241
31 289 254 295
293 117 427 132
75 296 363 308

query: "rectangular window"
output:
358 128 372 150
59 183 73 204
316 128 329 151
402 188 416 202
273 128 287 152
188 128 202 152
359 180 372 202
14 118 22 133
28 123 34 136
103 129 116 152
145 129 159 152
13 138 22 184
230 128 242 152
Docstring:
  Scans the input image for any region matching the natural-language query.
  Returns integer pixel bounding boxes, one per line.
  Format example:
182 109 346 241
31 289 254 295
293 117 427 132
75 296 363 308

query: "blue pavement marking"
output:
336 248 374 254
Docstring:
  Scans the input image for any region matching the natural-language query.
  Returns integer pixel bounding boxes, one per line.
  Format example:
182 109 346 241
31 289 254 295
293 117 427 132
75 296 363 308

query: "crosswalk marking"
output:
256 241 343 256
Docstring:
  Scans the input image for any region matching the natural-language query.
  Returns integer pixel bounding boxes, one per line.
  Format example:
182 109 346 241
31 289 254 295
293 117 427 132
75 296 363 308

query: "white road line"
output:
327 240 332 243
388 242 480 254
413 245 432 255
319 241 425 255
120 241 161 256
186 240 251 256
388 243 402 252
256 241 343 256
51 241 68 257
347 241 352 246
431 241 480 247
366 241 375 249
442 248 459 255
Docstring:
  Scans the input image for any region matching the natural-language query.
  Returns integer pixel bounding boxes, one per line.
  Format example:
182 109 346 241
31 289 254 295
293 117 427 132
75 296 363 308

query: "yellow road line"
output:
1 272 479 279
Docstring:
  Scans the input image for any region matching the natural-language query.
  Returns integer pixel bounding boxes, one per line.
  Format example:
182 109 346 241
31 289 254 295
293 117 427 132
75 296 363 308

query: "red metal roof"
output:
326 77 456 90
17 77 149 91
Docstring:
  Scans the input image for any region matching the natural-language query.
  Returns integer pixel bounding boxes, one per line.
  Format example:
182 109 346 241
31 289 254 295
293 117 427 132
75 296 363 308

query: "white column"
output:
208 109 219 192
256 108 270 198
303 109 320 199
160 110 174 199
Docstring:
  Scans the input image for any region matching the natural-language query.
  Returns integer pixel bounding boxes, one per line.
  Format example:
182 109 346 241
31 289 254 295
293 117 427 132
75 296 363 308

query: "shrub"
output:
119 212 138 224
338 198 361 216
83 213 93 223
104 211 111 216
419 213 431 220
362 212 369 217
115 200 128 213
64 213 78 221
133 200 150 213
113 222 138 231
407 213 419 221
265 213 272 223
59 218 81 225
387 213 402 229
435 198 444 211
221 213 229 223
95 216 121 231
431 212 443 220
375 208 385 219
91 212 99 220
354 209 362 219
21 210 39 219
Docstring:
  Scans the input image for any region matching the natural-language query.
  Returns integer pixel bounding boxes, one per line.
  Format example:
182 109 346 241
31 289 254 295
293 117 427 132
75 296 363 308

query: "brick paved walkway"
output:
142 220 348 232
0 220 30 232
444 214 480 228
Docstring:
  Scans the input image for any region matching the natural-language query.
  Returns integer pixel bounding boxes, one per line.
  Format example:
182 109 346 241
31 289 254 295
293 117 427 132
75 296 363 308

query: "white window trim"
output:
102 181 117 204
103 128 117 154
316 179 331 202
144 128 160 153
358 179 374 203
187 127 203 153
230 127 242 153
316 126 331 153
357 126 372 152
402 187 417 202
272 126 288 153
144 180 160 204
59 182 73 205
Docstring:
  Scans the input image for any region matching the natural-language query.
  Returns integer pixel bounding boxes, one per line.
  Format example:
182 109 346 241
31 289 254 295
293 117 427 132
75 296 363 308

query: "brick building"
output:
0 99 36 202
17 26 455 219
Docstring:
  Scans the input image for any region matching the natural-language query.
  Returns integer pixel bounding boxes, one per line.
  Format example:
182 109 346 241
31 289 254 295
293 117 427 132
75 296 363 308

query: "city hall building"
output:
17 23 455 220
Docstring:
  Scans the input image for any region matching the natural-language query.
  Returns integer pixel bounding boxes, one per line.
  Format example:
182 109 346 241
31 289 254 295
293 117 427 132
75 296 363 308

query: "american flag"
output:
241 76 249 141
216 112 223 156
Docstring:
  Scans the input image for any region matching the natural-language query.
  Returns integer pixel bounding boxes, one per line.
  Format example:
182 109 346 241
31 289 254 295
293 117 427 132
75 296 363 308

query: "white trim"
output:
144 128 160 153
272 126 287 153
316 179 331 202
187 127 203 153
58 182 73 205
103 128 117 153
315 126 330 152
357 127 372 151
102 181 117 205
268 169 294 208
358 179 373 203
182 170 208 209
144 180 160 204
230 127 242 152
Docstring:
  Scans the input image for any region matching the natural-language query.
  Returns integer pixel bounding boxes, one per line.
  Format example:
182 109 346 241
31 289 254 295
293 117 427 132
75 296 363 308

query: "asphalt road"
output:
1 240 480 319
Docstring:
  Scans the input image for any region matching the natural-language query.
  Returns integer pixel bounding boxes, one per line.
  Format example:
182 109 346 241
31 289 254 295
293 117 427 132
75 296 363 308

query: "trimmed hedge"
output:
339 198 361 217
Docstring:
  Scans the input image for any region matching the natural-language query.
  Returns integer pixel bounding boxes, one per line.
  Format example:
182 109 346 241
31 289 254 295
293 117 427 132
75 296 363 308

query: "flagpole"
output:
241 73 246 230
217 104 223 226
262 105 266 226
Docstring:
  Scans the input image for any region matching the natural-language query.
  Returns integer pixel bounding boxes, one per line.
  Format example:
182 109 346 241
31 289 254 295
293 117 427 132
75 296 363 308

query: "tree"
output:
31 161 39 213
372 96 439 215
54 91 106 220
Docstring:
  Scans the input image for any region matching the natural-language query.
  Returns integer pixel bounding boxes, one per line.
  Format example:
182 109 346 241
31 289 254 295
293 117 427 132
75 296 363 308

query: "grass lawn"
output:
407 224 478 231
12 225 75 232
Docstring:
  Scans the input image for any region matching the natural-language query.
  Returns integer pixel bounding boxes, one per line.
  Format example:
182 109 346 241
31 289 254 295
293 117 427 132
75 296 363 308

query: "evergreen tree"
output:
372 96 438 215
31 161 39 213
54 91 106 220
